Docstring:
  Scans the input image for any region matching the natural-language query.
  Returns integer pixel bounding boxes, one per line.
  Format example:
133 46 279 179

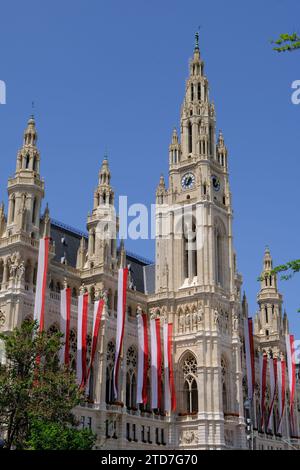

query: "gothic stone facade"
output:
0 38 299 450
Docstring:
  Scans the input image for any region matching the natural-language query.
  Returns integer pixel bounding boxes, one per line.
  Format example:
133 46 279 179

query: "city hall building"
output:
0 35 299 450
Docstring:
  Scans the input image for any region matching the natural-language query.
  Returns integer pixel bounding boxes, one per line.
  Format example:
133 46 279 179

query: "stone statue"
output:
197 308 204 323
17 261 25 281
214 309 219 326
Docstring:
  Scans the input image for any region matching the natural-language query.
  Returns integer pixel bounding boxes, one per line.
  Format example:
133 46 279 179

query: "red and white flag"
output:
137 312 149 405
259 354 268 430
86 298 105 384
33 237 50 331
277 358 286 434
77 293 89 388
113 268 129 399
150 317 162 410
163 322 176 413
244 317 255 400
267 357 277 432
59 287 71 366
286 334 296 432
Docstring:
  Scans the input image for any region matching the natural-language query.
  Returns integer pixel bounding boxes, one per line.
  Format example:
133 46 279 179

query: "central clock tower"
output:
155 33 235 296
151 34 245 450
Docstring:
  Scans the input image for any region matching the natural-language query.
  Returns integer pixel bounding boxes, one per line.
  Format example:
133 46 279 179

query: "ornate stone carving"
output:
180 430 198 445
233 311 239 332
214 309 219 326
17 261 25 281
0 309 5 327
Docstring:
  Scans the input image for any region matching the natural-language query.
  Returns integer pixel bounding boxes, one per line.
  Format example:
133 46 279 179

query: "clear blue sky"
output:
0 0 299 336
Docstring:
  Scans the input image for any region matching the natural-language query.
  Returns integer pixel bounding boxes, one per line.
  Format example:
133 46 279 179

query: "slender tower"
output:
6 116 44 238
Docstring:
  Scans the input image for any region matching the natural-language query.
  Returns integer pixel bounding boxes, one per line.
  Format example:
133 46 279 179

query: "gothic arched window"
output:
221 357 229 413
188 122 192 154
264 306 268 323
10 195 15 223
32 197 37 224
183 220 197 280
215 230 222 285
191 84 194 102
32 155 37 172
126 346 137 409
180 353 198 414
209 125 213 156
25 154 30 169
106 341 115 403
90 230 95 255
214 220 226 287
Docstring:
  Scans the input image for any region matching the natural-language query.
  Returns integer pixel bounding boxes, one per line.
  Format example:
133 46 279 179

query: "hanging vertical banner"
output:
33 237 50 331
76 293 89 388
59 287 71 366
244 317 255 400
259 354 267 430
286 334 296 432
86 298 105 382
113 267 129 399
267 357 277 432
277 359 286 435
137 312 149 405
150 317 162 410
163 322 176 413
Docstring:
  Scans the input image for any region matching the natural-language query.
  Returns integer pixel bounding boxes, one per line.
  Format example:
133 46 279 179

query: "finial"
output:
265 245 270 255
194 31 199 51
159 174 165 187
218 130 224 144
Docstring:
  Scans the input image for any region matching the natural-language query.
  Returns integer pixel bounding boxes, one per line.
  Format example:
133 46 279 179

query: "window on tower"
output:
32 197 37 224
215 223 225 287
209 125 213 156
180 353 198 414
25 154 30 169
183 221 197 280
197 83 201 101
106 341 115 403
191 84 194 102
32 155 37 172
265 307 268 324
188 122 192 154
10 195 15 223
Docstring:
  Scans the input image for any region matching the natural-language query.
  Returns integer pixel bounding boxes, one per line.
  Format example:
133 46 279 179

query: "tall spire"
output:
87 154 117 272
263 245 273 272
99 155 111 186
16 115 40 175
23 115 38 147
255 247 283 343
6 115 44 237
93 156 114 208
179 34 214 161
156 174 167 204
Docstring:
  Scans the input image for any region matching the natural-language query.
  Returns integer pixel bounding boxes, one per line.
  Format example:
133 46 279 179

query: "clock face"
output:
181 172 195 190
211 175 221 192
